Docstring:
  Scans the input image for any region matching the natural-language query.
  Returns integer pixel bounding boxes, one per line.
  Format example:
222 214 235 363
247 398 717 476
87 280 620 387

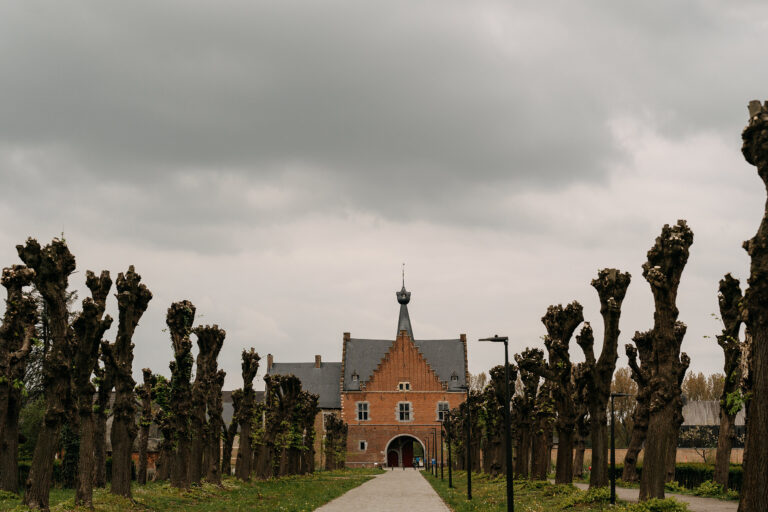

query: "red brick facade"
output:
342 331 466 467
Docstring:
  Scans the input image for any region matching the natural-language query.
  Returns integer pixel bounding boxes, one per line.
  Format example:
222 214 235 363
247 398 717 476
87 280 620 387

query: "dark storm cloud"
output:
1 0 768 235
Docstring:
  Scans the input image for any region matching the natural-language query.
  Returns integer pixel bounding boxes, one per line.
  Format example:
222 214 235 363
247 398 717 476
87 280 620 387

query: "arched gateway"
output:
385 435 425 468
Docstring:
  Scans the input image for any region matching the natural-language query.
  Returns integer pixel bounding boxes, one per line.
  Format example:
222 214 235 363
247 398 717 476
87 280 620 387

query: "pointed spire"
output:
396 270 414 340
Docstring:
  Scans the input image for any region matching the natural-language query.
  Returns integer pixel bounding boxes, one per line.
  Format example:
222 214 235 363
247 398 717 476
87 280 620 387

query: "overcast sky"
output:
1 1 767 390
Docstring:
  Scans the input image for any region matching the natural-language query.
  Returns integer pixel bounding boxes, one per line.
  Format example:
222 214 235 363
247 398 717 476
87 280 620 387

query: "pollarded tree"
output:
298 390 320 474
19 238 76 511
205 369 226 484
572 362 590 479
235 348 260 480
738 99 768 512
622 335 651 482
72 271 113 507
576 268 631 487
512 350 539 478
480 363 517 477
530 381 556 480
92 358 112 488
107 266 152 498
166 300 196 489
0 265 38 493
712 274 744 488
519 302 584 484
189 325 226 484
152 375 173 482
136 368 155 485
221 392 240 477
632 220 693 501
323 414 347 470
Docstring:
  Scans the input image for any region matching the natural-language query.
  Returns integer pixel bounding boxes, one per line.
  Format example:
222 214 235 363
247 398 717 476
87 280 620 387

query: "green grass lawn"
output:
422 470 691 512
0 468 382 511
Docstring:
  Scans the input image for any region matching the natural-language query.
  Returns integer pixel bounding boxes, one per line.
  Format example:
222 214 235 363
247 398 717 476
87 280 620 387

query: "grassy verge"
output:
576 477 739 501
422 470 690 512
0 468 383 511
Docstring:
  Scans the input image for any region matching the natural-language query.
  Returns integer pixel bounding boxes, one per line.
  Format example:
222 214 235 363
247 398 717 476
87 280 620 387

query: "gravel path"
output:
571 482 738 512
316 468 449 512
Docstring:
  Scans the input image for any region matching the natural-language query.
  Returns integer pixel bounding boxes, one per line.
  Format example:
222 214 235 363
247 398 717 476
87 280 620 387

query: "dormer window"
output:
398 382 411 391
450 372 459 382
351 371 359 383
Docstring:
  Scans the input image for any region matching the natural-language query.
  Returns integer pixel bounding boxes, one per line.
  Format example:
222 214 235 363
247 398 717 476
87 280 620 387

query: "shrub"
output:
621 498 690 512
562 486 610 508
692 480 724 497
665 481 685 493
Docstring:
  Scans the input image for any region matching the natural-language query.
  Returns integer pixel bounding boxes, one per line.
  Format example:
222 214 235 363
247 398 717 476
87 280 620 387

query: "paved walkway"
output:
316 468 449 512
572 482 737 512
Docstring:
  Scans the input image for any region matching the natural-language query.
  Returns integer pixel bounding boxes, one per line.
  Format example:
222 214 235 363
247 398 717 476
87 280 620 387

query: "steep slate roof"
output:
221 390 265 427
267 362 342 409
344 284 466 392
343 337 466 391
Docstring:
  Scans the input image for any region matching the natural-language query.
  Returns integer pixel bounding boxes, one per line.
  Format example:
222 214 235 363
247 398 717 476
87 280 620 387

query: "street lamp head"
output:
478 335 509 343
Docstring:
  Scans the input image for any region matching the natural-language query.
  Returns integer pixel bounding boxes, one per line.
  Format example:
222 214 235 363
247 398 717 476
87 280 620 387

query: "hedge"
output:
609 463 743 491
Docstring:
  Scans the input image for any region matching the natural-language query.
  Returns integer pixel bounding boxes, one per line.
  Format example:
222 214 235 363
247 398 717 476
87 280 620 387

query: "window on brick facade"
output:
437 401 449 421
359 441 367 451
398 382 411 391
398 402 411 421
356 401 369 421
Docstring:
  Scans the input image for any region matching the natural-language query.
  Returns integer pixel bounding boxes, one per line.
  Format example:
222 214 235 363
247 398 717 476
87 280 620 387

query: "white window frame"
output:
356 401 369 421
397 401 412 422
437 401 449 421
398 382 411 391
359 440 367 451
322 411 333 431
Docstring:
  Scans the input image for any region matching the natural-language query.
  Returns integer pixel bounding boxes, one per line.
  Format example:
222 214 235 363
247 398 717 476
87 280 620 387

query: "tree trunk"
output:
93 412 108 487
24 423 61 511
235 422 253 480
573 433 585 478
75 415 96 507
622 427 644 482
221 421 237 477
589 405 609 487
137 421 150 484
171 438 191 489
640 401 676 500
714 409 736 488
0 392 22 492
19 238 76 511
555 426 574 484
110 416 134 497
666 425 679 483
155 447 171 481
514 428 531 478
739 100 768 512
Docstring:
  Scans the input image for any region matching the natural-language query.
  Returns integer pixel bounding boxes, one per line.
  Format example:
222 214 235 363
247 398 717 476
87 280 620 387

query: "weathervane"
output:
402 262 405 288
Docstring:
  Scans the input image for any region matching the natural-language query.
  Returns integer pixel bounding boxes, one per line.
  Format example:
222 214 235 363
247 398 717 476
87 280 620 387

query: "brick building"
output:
341 284 467 467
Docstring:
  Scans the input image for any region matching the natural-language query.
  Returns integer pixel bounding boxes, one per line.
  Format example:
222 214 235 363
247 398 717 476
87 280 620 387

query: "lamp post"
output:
457 384 472 500
610 393 633 505
480 335 514 512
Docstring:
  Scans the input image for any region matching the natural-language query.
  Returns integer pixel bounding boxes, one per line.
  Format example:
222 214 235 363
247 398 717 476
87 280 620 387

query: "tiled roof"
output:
267 362 342 409
343 337 466 391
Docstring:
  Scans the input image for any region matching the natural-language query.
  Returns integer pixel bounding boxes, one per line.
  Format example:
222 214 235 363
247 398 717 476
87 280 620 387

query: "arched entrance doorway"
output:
385 435 425 468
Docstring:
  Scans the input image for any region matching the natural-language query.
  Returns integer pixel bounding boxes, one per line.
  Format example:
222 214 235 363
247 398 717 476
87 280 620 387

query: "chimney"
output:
343 332 351 342
267 353 273 371
315 355 322 368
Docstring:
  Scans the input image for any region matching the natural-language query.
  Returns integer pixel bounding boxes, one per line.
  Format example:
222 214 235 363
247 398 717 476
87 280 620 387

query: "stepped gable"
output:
365 330 443 391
